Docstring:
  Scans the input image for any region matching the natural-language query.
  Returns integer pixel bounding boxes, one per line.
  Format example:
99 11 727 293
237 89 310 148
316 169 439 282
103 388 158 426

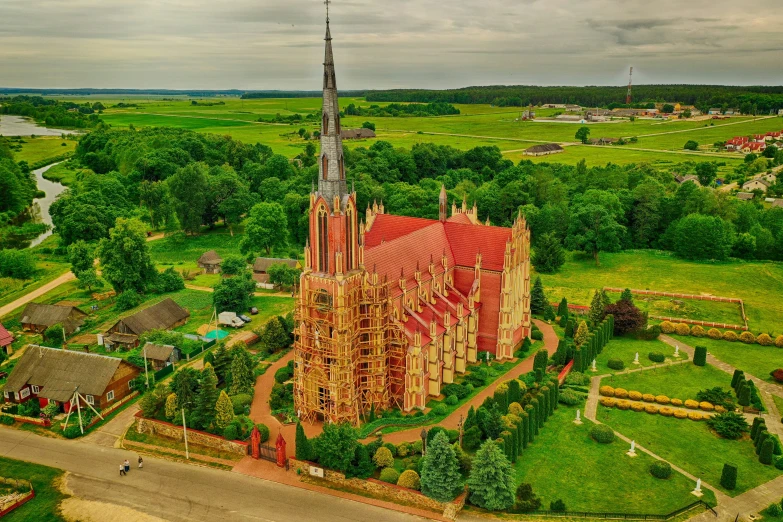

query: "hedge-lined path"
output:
361 319 559 445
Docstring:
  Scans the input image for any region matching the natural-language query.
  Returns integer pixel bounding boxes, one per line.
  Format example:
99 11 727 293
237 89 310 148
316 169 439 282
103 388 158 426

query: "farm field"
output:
73 95 782 167
538 251 783 336
513 407 715 513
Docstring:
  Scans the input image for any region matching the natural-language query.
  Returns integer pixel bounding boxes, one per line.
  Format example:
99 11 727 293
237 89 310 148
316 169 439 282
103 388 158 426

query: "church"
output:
293 14 533 426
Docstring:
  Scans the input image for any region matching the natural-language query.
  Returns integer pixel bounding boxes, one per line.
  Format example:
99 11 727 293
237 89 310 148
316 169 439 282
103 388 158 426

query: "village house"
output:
141 342 178 371
3 345 141 412
742 178 772 192
765 131 781 141
674 174 700 185
252 257 300 285
741 142 766 153
19 303 87 336
708 108 722 115
340 128 376 140
197 250 222 274
523 143 564 156
589 137 619 146
103 298 189 351
0 323 13 356
725 137 749 151
736 192 755 201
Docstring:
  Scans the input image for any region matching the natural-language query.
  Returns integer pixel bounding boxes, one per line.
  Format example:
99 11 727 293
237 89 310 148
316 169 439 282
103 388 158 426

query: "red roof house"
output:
0 323 13 355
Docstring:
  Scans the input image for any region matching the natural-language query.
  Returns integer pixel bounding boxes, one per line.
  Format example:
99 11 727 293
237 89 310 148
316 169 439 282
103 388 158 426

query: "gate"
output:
257 443 277 463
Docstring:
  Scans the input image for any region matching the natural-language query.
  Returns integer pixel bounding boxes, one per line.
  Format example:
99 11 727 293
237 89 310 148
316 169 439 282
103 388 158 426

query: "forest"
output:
343 102 460 117
366 85 783 114
0 95 104 129
37 127 783 267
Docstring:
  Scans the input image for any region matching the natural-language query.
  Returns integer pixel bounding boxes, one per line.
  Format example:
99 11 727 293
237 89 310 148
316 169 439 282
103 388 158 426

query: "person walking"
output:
124 459 130 474
119 463 126 476
138 456 143 469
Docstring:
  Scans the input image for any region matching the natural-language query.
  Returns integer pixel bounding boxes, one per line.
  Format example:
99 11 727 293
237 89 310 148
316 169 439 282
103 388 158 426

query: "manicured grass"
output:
14 136 76 164
773 395 783 417
668 335 783 384
514 407 715 513
539 250 783 336
602 361 731 401
599 407 780 496
0 456 67 521
606 291 744 327
595 336 682 374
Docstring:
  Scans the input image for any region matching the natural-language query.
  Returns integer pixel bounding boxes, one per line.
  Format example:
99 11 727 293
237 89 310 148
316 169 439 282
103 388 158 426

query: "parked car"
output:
239 314 252 323
249 307 259 315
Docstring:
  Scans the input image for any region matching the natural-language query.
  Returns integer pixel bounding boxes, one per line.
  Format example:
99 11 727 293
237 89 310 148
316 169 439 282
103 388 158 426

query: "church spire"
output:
317 0 347 210
439 184 448 222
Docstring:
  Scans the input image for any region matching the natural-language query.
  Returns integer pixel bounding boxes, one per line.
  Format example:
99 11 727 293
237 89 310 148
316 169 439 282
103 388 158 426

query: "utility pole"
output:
182 407 190 460
143 344 149 389
626 67 633 106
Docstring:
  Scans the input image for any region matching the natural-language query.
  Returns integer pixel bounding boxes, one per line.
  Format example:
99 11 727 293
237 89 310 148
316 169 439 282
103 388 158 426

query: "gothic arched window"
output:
317 205 329 273
335 113 341 133
339 156 345 180
321 154 328 180
322 112 329 135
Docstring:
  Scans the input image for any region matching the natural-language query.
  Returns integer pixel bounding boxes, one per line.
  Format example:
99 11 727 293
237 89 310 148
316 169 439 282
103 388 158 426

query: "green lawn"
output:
14 136 76 164
602 361 731 401
599 408 780 496
595 336 681 374
148 228 247 264
0 457 67 521
668 335 783 384
605 291 744 327
41 159 91 186
539 251 783 336
514 407 715 513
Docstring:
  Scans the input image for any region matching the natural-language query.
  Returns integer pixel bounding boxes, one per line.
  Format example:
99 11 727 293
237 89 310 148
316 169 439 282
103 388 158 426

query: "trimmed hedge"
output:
720 463 737 490
397 469 420 490
650 461 672 479
607 359 625 371
739 331 756 344
693 346 707 367
648 352 665 363
379 467 400 484
590 424 615 444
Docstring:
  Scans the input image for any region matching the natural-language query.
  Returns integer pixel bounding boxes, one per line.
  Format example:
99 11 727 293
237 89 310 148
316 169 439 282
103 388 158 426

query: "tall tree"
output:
229 347 255 395
566 203 624 266
169 367 199 413
573 320 589 348
168 163 209 234
97 218 157 293
467 440 516 511
139 180 173 229
531 232 565 273
575 126 591 144
314 423 358 473
530 277 547 314
214 390 235 430
68 240 102 291
240 202 288 256
194 363 219 430
694 162 718 187
557 297 569 317
420 431 462 502
212 271 256 313
588 290 605 327
207 165 253 235
295 422 313 461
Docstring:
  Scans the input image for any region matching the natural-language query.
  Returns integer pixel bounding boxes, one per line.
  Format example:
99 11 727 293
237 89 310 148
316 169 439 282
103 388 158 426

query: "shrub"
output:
590 425 615 444
671 398 683 407
650 461 672 479
600 397 617 407
642 394 656 403
776 335 783 348
715 405 727 413
373 446 394 468
514 483 542 513
660 407 674 417
222 424 239 441
771 369 783 383
699 402 714 411
707 328 722 340
531 330 544 341
684 399 699 409
739 331 756 344
675 323 691 336
63 425 83 439
599 386 615 397
628 391 643 401
631 402 645 412
660 321 675 334
256 423 270 443
697 387 735 409
230 394 253 415
607 359 625 371
723 331 738 342
688 412 703 421
616 400 631 410
757 333 773 346
644 404 659 414
767 504 783 517
379 467 400 484
720 463 737 490
410 440 423 454
674 410 688 419
614 388 629 399
432 403 447 416
655 395 670 404
760 439 775 465
445 394 458 406
558 389 583 406
565 372 591 386
397 470 420 490
274 366 294 384
691 325 706 338
550 499 567 512
693 346 707 366
707 411 749 439
0 415 15 425
648 352 665 363
383 442 398 457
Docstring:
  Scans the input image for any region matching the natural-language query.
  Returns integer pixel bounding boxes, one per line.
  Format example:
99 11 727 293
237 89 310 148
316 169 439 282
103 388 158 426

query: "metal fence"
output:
154 364 175 380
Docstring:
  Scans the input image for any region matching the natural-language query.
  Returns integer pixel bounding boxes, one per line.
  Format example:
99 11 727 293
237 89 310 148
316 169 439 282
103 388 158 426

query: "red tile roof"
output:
0 323 12 347
446 213 474 225
443 222 510 271
364 214 437 248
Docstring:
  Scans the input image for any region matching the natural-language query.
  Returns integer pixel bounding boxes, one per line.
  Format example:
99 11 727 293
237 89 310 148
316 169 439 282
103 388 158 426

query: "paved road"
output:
0 427 425 522
0 271 76 319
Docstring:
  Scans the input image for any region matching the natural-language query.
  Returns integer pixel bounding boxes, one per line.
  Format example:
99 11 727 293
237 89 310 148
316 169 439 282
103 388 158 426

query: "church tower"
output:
318 14 347 206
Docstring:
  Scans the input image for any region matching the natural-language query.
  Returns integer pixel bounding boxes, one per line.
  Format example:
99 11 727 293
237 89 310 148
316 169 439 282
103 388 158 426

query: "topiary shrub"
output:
628 391 643 401
650 461 672 479
0 415 15 425
616 400 631 410
231 394 253 415
655 395 670 405
688 412 703 421
558 389 583 406
739 331 756 344
720 463 737 489
590 424 615 444
771 369 783 383
660 321 675 334
723 331 738 342
397 469 420 490
684 399 699 409
550 499 567 512
222 424 239 441
648 352 665 363
699 402 715 412
776 457 783 470
445 394 458 406
659 407 674 417
757 333 773 346
614 388 629 399
775 335 783 348
644 404 659 414
599 386 615 397
373 447 394 468
675 323 691 336
630 402 645 412
642 394 656 403
607 359 625 371
707 328 722 340
671 398 683 407
691 325 706 338
256 423 270 443
397 442 410 458
600 397 617 408
379 467 400 484
674 410 688 419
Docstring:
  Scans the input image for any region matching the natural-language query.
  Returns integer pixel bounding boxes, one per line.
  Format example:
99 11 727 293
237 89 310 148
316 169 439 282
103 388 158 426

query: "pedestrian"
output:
124 459 130 474
119 463 126 476
138 456 143 469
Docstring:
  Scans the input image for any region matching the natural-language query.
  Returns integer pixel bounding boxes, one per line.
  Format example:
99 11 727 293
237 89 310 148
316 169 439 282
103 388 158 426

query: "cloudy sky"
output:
1 0 782 90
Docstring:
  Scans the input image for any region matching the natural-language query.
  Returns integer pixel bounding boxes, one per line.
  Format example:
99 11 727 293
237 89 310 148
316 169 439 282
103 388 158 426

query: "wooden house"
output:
142 342 178 371
0 323 13 356
340 128 376 140
197 250 222 274
523 143 564 156
252 258 300 284
3 345 140 412
19 303 87 336
103 298 189 351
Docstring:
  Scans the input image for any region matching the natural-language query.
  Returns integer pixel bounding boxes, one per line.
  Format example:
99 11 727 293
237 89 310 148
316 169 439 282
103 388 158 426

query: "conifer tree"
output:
295 422 313 461
215 390 234 430
229 347 256 395
420 431 462 502
165 393 178 421
565 319 575 338
194 363 219 430
589 290 605 327
467 440 516 511
599 289 612 309
211 344 232 383
620 288 633 304
507 380 521 406
463 405 477 432
557 297 569 318
574 320 589 348
351 444 374 479
530 277 547 314
533 349 549 376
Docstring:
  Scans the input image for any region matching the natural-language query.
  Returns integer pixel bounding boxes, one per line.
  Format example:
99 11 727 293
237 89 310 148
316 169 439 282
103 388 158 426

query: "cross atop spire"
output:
325 0 330 22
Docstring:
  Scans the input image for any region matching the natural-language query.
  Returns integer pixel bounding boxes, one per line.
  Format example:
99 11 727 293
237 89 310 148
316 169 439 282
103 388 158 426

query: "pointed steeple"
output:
439 184 448 222
317 6 347 210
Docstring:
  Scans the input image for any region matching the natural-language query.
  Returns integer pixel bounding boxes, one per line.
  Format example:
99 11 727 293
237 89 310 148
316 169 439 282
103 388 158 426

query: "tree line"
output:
365 85 783 114
343 102 460 117
0 95 103 129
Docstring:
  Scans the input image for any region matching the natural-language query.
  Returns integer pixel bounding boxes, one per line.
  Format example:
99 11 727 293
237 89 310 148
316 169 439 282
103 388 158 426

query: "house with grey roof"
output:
103 298 189 351
19 303 87 336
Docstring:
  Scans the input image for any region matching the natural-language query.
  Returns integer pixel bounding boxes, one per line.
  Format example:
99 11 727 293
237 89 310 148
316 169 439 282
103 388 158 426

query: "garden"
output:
594 336 684 374
0 457 68 521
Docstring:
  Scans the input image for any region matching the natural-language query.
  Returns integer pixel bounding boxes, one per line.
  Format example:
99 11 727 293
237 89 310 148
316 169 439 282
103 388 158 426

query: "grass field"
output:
601 362 731 401
0 457 67 521
514 407 715 513
594 336 683 374
41 159 91 186
539 251 783 336
668 335 783 384
604 291 744 327
14 137 76 164
600 407 780 496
